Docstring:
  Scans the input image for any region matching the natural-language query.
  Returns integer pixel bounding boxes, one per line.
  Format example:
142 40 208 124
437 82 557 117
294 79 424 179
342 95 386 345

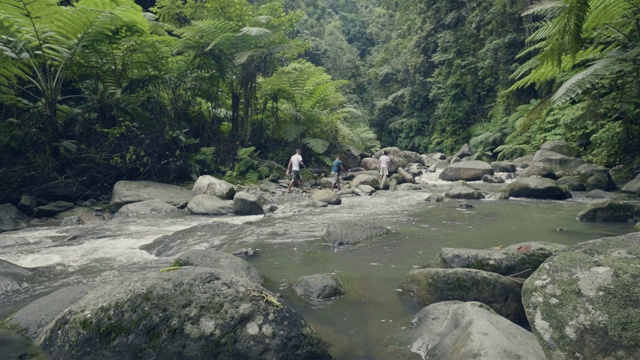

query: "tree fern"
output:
302 137 329 153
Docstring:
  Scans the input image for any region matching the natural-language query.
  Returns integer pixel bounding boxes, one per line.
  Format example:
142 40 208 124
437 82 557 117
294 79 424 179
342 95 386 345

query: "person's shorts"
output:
291 170 301 181
331 172 340 184
380 167 389 176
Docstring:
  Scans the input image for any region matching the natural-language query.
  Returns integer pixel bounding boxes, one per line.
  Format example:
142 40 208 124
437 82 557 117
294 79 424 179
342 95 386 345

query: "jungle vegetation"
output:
1 0 638 202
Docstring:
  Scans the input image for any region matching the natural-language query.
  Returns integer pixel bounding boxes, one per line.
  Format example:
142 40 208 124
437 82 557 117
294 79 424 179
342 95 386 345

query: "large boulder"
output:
531 150 586 174
621 173 640 195
491 161 517 173
186 194 233 215
556 176 586 191
233 191 264 216
293 274 346 301
0 204 26 233
323 221 389 246
17 195 39 216
521 162 558 179
503 176 572 200
351 173 380 188
39 267 332 360
383 301 545 360
191 175 236 200
522 232 640 360
310 190 341 205
400 150 422 164
400 268 526 324
444 185 485 200
0 258 37 294
439 160 494 182
432 242 567 278
573 164 615 191
539 140 578 157
360 157 380 171
576 200 640 222
113 199 179 218
110 180 194 211
173 249 262 285
453 143 475 159
397 167 415 184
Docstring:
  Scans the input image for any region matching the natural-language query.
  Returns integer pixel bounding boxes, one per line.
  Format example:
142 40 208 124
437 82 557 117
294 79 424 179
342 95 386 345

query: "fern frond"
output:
237 146 256 158
302 137 329 153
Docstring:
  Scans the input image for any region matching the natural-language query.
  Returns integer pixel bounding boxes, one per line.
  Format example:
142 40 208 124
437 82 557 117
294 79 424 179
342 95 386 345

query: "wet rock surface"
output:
293 274 346 301
322 221 389 247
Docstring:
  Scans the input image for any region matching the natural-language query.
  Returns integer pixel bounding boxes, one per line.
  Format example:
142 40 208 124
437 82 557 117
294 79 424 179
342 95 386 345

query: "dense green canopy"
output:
1 0 638 201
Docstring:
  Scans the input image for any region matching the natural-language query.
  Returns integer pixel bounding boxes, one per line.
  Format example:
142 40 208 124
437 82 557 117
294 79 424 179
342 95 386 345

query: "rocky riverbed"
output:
2 141 640 359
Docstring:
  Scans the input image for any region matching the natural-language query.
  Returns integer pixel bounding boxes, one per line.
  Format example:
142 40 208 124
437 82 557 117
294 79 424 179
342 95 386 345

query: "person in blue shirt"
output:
330 155 348 190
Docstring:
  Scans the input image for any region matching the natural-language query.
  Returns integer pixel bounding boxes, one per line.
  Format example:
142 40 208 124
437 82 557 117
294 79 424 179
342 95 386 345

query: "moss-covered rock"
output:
383 301 545 360
293 274 346 302
322 221 388 246
503 176 572 200
577 200 640 222
39 267 332 360
400 268 526 324
444 185 485 200
522 232 640 360
432 242 567 278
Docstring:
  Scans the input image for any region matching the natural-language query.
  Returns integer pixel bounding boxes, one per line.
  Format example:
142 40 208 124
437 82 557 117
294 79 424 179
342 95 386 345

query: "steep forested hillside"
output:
1 0 638 202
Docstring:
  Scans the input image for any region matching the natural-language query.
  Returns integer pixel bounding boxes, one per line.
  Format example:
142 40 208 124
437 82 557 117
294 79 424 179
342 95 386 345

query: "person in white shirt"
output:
285 148 306 193
379 150 391 185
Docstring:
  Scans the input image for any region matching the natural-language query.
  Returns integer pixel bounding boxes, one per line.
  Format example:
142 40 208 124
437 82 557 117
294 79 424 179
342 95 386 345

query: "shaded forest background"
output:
1 0 639 203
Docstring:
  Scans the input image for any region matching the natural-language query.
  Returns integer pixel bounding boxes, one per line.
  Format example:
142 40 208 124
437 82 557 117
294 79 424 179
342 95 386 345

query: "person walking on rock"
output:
379 150 391 186
286 148 306 193
330 155 348 191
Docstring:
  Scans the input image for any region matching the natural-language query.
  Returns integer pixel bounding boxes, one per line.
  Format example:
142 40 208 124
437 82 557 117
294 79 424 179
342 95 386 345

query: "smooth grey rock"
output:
481 174 505 183
621 173 640 195
504 176 572 200
432 242 567 278
6 284 97 340
354 185 375 196
39 267 331 360
397 167 415 183
585 189 621 200
293 274 346 301
110 180 193 211
445 185 484 200
383 301 545 360
454 143 475 159
174 249 262 284
577 200 640 222
233 192 264 216
323 221 389 246
531 150 585 174
191 175 236 200
359 157 380 171
0 204 26 232
351 174 380 188
400 151 422 164
310 190 341 205
573 164 615 191
396 183 422 191
522 232 640 360
113 199 179 218
0 258 36 294
439 160 494 182
556 175 586 191
140 222 241 257
539 140 578 157
186 194 233 215
425 194 444 203
400 268 526 324
60 216 81 226
491 161 517 173
521 162 558 179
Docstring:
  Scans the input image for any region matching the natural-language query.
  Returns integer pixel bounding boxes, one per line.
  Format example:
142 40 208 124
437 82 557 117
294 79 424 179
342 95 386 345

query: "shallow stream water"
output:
0 186 635 359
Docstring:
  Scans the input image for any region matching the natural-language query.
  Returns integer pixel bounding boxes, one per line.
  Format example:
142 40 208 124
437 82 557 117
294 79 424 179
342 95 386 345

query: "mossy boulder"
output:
621 173 640 195
577 200 640 222
173 249 263 285
522 232 640 360
39 267 331 360
383 301 545 360
432 242 567 278
439 160 494 182
293 274 346 301
322 221 389 247
186 194 233 215
310 190 341 205
232 191 265 216
444 185 485 200
503 176 572 200
400 268 526 324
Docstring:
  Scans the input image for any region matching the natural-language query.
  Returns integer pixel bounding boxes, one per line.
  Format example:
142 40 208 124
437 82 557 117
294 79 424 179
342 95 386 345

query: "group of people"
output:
284 149 392 193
